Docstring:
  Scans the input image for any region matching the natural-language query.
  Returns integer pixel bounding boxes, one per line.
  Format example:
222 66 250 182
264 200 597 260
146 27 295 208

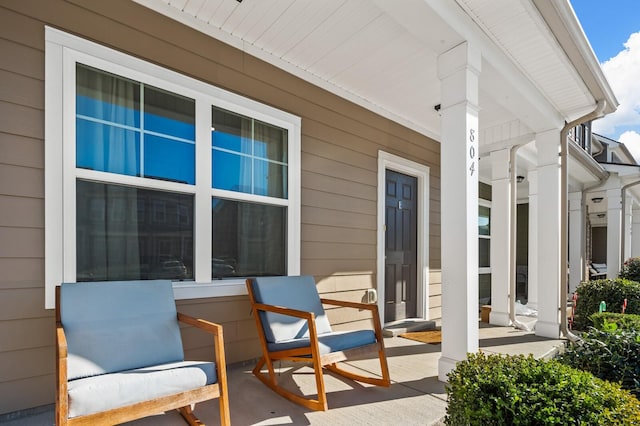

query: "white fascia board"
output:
535 0 618 113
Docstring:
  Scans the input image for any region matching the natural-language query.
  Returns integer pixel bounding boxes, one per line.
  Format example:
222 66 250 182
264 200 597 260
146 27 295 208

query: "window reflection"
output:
76 180 194 282
211 198 286 278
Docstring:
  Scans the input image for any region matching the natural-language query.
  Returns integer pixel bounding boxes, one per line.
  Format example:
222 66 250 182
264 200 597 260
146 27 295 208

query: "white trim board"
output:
377 151 431 323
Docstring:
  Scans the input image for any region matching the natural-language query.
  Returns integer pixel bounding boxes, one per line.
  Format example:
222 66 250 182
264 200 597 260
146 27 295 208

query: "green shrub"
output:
619 257 640 282
590 312 640 331
573 279 640 330
557 328 640 398
445 352 640 425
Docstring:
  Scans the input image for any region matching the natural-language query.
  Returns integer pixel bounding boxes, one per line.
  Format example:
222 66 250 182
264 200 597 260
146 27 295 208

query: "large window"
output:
45 27 300 307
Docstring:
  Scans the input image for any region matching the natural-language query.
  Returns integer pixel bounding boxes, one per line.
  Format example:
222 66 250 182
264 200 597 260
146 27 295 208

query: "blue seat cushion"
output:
67 361 217 418
251 276 333 342
60 280 184 380
267 329 376 354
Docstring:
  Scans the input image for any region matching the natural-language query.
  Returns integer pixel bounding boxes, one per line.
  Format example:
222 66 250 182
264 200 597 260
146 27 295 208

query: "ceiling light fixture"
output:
591 197 603 203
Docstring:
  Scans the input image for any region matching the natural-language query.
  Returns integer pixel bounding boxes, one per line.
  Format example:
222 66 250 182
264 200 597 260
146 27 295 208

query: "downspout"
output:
621 180 640 267
560 99 607 341
509 144 530 330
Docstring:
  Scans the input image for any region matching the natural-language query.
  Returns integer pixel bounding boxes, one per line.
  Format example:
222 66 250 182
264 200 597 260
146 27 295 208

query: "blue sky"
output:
570 0 640 158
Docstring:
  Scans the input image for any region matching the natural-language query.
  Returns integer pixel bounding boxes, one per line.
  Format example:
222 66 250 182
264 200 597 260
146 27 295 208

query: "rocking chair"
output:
246 275 390 411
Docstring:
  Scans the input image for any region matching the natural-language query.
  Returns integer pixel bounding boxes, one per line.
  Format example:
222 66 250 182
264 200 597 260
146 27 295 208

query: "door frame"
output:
377 151 430 324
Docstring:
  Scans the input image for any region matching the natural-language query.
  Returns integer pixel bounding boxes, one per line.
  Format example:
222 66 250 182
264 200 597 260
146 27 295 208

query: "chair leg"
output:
177 405 204 426
252 358 328 411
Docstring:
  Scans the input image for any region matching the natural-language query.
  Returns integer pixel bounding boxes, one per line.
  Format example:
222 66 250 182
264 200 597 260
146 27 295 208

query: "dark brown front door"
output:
385 169 418 322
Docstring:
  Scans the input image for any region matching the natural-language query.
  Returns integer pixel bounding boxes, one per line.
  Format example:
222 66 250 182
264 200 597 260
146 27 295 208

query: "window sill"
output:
172 279 248 300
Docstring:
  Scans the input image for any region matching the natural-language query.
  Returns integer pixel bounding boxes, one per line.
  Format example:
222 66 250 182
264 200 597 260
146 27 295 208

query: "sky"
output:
570 0 640 159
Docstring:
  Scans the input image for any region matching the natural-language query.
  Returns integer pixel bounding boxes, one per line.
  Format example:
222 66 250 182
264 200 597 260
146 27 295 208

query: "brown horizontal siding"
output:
0 0 441 414
0 375 54 415
0 134 44 169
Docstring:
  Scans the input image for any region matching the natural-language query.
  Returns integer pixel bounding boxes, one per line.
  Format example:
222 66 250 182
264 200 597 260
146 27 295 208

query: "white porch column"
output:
527 170 539 309
568 191 583 294
489 149 511 326
437 42 481 382
624 196 633 262
632 204 640 257
607 188 622 277
535 130 561 339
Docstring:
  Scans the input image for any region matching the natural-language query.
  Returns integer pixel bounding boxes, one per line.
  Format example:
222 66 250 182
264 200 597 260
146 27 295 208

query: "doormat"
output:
399 330 441 344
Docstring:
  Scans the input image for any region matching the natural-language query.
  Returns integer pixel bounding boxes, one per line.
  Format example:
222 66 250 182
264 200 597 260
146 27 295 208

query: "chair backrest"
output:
250 276 332 342
60 280 184 380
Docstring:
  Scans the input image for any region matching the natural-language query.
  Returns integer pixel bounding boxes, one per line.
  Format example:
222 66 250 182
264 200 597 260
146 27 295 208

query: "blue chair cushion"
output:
67 361 217 418
267 329 377 354
251 276 333 343
60 280 184 380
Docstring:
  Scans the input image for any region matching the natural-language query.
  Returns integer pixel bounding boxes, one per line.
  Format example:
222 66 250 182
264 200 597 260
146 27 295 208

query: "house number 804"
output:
469 128 476 176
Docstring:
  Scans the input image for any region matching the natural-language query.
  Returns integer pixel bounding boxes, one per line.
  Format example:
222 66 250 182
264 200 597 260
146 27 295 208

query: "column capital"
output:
437 42 481 79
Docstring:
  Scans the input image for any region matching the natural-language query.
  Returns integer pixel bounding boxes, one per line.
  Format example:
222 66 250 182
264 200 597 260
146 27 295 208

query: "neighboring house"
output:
570 132 640 288
0 0 618 415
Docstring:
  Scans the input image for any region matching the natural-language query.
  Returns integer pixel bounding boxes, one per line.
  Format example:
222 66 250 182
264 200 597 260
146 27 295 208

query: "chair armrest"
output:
252 302 315 321
56 321 68 359
177 312 223 336
56 321 69 424
321 298 378 312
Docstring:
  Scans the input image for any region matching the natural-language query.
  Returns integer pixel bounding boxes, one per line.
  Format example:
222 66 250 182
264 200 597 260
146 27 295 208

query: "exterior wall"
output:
0 0 441 414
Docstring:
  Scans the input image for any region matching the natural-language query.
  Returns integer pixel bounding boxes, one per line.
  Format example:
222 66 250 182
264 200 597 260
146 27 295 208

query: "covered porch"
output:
2 322 564 426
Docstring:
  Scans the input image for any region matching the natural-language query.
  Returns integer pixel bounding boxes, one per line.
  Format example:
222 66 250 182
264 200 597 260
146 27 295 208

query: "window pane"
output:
479 238 490 268
254 120 287 162
144 86 195 140
76 64 140 127
211 106 288 198
144 134 195 184
254 159 286 198
212 198 286 278
76 119 140 176
77 180 194 282
212 150 252 193
479 273 491 305
479 205 491 236
211 107 252 154
76 64 195 184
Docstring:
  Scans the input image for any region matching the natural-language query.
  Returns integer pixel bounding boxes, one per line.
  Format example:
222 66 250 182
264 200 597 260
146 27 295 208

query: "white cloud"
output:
619 130 640 162
592 32 640 136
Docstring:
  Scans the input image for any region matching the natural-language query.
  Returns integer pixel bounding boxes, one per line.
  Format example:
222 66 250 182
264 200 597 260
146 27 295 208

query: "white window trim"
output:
44 27 301 308
376 151 430 323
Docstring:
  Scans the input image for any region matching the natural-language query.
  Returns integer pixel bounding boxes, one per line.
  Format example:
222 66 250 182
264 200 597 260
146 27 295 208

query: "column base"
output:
438 356 460 382
489 310 511 326
535 320 560 338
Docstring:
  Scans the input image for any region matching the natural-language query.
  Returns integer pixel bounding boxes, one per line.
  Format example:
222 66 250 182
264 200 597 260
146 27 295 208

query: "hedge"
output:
573 279 640 330
557 328 640 398
589 312 640 331
445 352 640 425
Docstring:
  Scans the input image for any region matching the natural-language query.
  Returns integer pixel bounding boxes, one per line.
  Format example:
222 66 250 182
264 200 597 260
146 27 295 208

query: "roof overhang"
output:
133 0 616 146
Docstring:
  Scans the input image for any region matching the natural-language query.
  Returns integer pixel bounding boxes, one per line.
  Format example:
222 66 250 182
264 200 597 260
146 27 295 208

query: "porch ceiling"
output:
133 0 611 147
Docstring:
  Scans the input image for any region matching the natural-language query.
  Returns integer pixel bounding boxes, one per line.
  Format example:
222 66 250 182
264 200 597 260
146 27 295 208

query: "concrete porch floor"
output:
2 320 564 426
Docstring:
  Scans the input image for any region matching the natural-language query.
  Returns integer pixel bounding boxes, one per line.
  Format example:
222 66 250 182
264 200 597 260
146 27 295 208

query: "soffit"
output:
133 0 605 143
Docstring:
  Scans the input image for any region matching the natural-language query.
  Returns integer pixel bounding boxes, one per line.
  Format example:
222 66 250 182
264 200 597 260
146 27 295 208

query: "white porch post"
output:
527 170 539 309
624 196 633 262
607 187 622 277
632 203 640 257
437 42 481 382
535 130 561 339
489 149 511 325
568 191 583 294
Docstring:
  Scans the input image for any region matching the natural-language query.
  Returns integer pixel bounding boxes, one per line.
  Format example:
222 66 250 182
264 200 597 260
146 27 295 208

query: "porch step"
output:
383 318 437 337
